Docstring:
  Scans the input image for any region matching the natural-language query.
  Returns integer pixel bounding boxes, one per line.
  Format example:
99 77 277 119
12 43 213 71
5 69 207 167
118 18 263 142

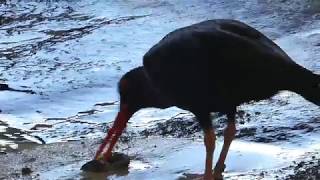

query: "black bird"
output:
93 19 320 180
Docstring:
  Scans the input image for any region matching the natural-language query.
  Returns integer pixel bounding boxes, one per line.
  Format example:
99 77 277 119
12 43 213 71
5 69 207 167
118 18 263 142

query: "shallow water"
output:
0 0 320 179
35 139 305 180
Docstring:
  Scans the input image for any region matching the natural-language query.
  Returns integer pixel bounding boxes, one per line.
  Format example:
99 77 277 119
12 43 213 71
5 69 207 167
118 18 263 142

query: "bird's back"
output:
143 19 319 113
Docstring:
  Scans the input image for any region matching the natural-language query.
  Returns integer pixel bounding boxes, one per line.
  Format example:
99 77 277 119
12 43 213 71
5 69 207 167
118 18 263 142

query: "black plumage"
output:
93 19 320 179
124 19 320 128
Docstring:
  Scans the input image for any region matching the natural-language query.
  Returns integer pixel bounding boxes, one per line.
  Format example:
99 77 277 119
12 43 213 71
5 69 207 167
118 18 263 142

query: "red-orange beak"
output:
94 105 132 161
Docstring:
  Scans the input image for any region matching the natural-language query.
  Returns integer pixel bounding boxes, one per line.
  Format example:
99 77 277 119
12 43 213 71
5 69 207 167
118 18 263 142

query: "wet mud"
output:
140 110 320 144
284 155 320 180
2 110 320 179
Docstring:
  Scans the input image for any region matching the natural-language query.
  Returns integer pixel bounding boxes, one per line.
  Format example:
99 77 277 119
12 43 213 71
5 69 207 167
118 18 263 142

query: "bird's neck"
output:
141 74 174 109
144 83 174 109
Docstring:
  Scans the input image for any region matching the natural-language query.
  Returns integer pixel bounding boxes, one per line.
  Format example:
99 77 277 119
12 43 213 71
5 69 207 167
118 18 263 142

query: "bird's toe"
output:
213 172 223 180
213 164 226 180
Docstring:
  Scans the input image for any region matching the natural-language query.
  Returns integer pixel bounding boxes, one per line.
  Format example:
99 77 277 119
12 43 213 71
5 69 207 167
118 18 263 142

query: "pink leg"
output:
214 119 236 179
203 128 216 180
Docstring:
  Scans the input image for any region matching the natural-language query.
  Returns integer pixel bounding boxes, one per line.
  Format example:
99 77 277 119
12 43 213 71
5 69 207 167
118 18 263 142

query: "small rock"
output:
24 157 36 163
292 123 311 130
81 152 130 172
21 167 32 175
30 124 53 130
255 111 261 115
237 110 245 118
0 83 9 90
237 127 257 138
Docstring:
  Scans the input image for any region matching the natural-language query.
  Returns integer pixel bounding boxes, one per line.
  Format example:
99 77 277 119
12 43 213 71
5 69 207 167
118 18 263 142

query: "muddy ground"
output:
1 111 320 180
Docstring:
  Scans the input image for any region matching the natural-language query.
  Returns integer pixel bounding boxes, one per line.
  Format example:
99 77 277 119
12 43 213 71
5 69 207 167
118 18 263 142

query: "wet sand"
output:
0 139 318 180
1 110 320 180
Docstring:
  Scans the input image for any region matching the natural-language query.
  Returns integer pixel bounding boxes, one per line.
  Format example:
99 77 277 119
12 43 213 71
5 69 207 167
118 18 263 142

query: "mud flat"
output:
0 138 318 180
1 112 320 180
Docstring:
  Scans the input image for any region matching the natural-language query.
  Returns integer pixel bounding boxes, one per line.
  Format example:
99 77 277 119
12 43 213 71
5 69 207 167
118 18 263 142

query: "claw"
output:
214 164 226 180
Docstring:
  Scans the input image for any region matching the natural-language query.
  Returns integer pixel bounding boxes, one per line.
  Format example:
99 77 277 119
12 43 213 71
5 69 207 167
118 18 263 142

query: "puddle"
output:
33 139 303 180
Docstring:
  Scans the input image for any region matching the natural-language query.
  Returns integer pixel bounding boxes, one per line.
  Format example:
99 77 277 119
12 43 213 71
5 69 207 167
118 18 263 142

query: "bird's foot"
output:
203 174 214 180
203 170 215 180
213 164 226 180
213 172 223 180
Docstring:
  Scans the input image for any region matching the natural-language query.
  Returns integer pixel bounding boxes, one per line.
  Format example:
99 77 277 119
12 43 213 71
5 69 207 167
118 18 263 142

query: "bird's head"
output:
118 67 153 115
95 67 173 161
117 66 173 118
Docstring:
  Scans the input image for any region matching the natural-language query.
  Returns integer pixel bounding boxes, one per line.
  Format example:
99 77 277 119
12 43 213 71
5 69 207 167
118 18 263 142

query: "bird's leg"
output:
203 128 216 180
214 115 236 179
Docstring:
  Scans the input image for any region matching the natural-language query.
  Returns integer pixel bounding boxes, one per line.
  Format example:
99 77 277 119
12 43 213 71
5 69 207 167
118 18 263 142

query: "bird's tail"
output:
294 71 320 106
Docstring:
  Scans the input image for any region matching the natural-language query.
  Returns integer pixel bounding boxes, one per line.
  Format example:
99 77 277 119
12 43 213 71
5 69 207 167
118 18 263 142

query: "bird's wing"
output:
198 20 299 83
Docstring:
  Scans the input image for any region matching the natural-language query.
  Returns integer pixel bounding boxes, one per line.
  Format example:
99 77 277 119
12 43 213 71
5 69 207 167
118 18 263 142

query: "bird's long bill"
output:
94 107 131 161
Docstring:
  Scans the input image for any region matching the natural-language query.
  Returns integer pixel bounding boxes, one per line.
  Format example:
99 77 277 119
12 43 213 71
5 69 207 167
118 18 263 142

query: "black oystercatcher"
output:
89 20 320 179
